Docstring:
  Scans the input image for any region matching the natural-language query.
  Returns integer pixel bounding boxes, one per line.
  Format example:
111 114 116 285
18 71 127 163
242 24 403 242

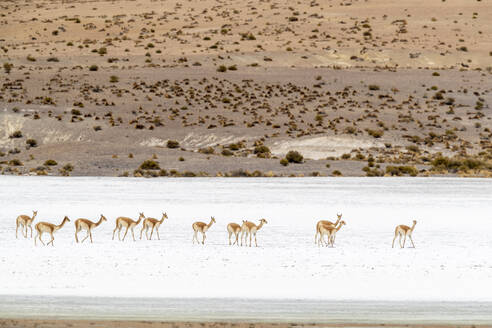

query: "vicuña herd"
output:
14 211 417 248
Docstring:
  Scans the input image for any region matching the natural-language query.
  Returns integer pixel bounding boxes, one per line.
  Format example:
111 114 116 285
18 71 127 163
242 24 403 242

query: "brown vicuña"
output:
315 213 342 245
318 220 346 247
241 218 268 247
34 216 70 246
75 214 107 243
112 212 144 241
192 217 216 244
392 220 417 248
140 212 168 240
16 210 37 239
227 220 245 246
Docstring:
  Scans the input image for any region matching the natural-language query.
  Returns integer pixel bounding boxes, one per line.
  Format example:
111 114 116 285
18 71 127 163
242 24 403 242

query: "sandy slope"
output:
0 0 491 177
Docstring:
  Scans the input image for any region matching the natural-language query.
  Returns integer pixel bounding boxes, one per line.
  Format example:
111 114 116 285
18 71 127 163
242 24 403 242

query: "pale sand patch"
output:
270 136 384 160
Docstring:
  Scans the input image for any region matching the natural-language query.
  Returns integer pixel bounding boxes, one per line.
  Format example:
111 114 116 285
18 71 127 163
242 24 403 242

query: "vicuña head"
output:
100 214 107 222
260 218 268 224
337 213 342 219
63 216 70 222
162 212 168 220
32 210 38 218
210 216 216 223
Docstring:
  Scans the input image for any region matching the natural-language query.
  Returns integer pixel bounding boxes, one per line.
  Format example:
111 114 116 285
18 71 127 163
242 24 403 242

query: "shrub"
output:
217 65 227 72
385 165 418 176
367 129 384 138
44 159 58 166
9 130 22 138
286 150 303 163
26 54 36 62
93 125 102 131
9 159 23 166
280 158 289 166
332 170 342 176
89 65 98 71
139 160 160 170
254 145 270 154
221 149 233 156
62 163 74 172
368 84 380 91
3 62 13 73
98 47 107 55
167 140 180 149
47 57 59 62
26 139 37 147
71 109 81 116
199 147 215 154
110 75 119 83
341 153 351 160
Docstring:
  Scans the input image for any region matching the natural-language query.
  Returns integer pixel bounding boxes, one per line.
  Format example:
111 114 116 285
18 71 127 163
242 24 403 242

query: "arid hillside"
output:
0 0 491 177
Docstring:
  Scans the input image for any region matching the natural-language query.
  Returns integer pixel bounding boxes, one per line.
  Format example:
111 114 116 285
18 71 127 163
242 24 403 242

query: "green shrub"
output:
368 84 380 91
221 149 233 156
199 147 215 154
139 160 160 170
254 145 270 154
3 62 13 73
217 65 227 72
286 150 303 163
9 130 22 138
9 159 23 166
44 159 58 166
280 158 289 166
26 139 37 147
110 75 119 83
89 64 98 71
167 140 180 149
385 165 418 176
367 129 384 138
332 170 342 176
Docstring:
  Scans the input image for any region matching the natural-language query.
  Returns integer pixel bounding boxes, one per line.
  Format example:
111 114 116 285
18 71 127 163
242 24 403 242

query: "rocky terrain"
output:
0 0 491 177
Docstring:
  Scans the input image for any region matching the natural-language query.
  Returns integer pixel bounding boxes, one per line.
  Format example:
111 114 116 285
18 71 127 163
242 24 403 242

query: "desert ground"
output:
0 0 491 177
0 319 487 328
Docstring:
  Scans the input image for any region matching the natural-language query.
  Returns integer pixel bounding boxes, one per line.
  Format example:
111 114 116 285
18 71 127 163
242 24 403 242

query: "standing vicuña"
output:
227 220 244 246
34 216 70 246
315 213 342 245
75 214 107 243
192 217 216 244
16 210 37 239
392 220 417 248
112 213 144 241
318 220 346 247
140 212 168 240
241 218 268 247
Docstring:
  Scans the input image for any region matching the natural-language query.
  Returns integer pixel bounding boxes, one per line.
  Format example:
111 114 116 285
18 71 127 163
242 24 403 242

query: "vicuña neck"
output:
56 218 68 230
95 217 104 227
257 221 265 230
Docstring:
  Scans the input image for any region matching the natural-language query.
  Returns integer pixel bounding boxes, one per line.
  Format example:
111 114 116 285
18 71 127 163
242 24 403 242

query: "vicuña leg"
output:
29 225 33 238
202 232 206 245
122 226 129 241
392 233 397 248
140 226 146 240
131 228 136 241
112 226 118 240
16 223 19 239
47 232 55 246
409 235 415 248
150 227 155 240
156 229 160 240
228 231 232 245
